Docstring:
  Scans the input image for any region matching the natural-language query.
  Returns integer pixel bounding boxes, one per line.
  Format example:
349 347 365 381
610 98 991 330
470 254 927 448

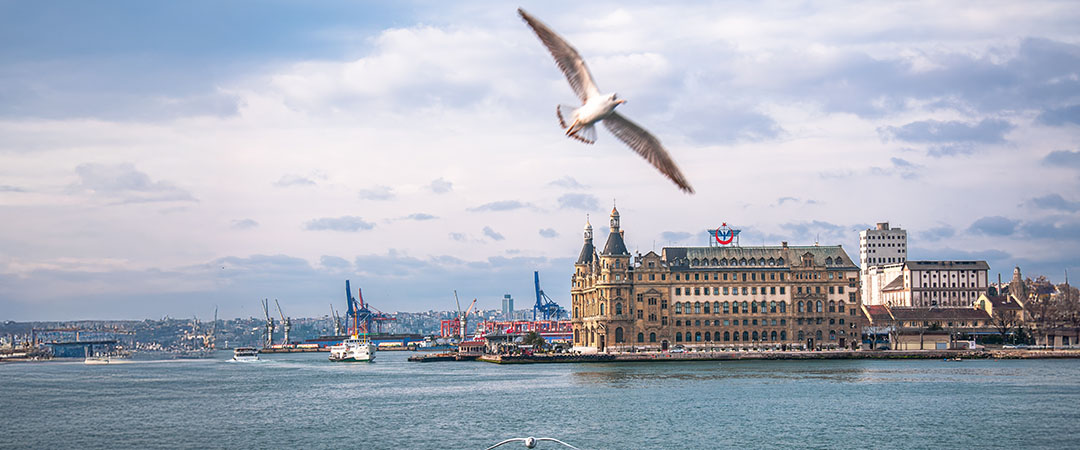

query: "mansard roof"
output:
660 245 857 270
903 260 990 271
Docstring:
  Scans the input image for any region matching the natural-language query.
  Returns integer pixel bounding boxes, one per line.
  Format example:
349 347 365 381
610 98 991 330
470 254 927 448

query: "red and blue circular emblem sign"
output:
715 223 735 245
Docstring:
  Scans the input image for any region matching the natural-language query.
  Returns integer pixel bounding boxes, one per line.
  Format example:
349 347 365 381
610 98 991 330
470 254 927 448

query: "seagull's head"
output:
610 93 627 105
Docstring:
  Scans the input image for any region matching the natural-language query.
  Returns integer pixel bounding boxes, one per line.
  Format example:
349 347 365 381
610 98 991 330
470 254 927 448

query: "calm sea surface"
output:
2 352 1078 449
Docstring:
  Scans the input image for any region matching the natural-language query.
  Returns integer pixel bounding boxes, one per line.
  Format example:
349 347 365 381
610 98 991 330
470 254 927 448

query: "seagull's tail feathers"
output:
568 124 597 144
556 104 576 129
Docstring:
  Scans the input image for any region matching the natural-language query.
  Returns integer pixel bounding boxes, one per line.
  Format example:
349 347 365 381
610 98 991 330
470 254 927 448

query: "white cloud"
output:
2 1 1080 317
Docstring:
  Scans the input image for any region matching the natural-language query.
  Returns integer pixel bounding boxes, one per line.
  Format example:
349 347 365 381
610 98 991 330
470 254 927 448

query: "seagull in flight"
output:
518 8 694 194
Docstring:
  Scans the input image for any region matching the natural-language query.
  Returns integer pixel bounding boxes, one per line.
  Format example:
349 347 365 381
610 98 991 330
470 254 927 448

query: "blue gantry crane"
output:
532 271 567 321
344 280 395 335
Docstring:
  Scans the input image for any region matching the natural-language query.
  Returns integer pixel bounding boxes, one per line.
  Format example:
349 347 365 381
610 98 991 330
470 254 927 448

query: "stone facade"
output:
571 208 864 352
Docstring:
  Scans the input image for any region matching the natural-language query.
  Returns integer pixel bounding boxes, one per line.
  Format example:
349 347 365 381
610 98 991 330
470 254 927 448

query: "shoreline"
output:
477 349 1080 364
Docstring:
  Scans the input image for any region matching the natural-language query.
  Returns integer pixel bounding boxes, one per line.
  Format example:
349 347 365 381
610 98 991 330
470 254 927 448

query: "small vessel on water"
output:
84 355 110 365
329 335 375 362
232 347 259 361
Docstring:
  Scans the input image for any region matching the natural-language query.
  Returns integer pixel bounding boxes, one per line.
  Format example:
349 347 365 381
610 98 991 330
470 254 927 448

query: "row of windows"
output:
670 300 849 315
636 329 845 343
673 285 850 296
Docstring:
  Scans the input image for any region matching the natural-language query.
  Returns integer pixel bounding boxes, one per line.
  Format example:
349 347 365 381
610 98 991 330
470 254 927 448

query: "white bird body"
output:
519 8 694 193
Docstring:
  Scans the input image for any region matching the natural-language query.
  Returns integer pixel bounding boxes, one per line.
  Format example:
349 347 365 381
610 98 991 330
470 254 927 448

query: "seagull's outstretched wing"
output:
603 112 694 193
518 8 601 102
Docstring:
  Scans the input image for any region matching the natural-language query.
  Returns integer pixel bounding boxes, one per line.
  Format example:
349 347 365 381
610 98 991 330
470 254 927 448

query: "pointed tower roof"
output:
576 215 595 264
602 203 629 255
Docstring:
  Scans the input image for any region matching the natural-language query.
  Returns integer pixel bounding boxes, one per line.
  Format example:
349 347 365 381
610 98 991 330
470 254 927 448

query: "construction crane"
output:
330 303 343 336
343 280 395 336
261 299 275 348
454 290 478 342
275 299 291 345
533 271 567 321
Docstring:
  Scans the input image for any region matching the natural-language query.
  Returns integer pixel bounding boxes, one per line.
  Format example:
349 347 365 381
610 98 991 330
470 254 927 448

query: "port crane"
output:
261 299 275 348
275 299 291 345
344 280 395 336
330 303 344 336
533 271 567 321
454 290 478 342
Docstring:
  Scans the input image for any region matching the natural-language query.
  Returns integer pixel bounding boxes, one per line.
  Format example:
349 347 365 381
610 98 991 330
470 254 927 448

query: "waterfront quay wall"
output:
478 349 1080 364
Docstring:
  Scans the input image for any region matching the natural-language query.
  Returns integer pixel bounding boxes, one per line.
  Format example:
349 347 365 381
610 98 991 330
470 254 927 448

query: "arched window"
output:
828 300 835 313
649 333 656 343
798 330 805 340
574 329 579 342
770 301 777 313
711 258 718 265
685 332 692 342
771 331 778 341
695 320 701 327
695 332 702 342
705 332 711 341
761 331 768 341
731 302 739 314
798 301 805 313
675 303 683 314
713 301 720 313
829 330 836 341
777 258 785 265
780 330 787 341
703 302 710 314
760 301 768 313
600 303 605 315
616 303 623 315
758 258 766 265
676 333 683 342
740 258 747 266
615 327 624 343
826 257 833 265
637 332 644 343
816 330 823 341
724 331 731 341
574 307 579 318
816 301 823 313
742 331 749 341
733 331 739 341
838 302 845 312
751 302 758 313
742 301 749 312
779 302 787 313
694 302 702 314
752 331 759 341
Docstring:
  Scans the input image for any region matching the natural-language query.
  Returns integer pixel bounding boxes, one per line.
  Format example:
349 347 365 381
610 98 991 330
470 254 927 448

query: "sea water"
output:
2 352 1078 449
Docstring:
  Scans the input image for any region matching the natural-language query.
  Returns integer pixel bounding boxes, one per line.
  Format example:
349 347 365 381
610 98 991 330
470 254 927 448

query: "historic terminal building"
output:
571 207 864 352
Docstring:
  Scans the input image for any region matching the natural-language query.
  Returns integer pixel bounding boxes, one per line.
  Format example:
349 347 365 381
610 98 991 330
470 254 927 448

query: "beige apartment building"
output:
571 207 864 352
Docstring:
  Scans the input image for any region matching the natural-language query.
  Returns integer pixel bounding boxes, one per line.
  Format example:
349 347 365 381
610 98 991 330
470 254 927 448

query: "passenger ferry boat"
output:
328 335 375 362
232 347 259 361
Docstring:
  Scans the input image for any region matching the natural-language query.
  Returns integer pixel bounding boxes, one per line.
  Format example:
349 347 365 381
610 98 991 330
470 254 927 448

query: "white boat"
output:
84 355 110 365
232 347 259 361
329 335 376 362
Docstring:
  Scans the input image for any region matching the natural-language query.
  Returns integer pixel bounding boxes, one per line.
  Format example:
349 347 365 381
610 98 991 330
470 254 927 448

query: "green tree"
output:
522 331 546 350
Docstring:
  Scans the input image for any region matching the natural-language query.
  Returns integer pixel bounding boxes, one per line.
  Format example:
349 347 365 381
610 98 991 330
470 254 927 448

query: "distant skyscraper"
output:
502 294 514 319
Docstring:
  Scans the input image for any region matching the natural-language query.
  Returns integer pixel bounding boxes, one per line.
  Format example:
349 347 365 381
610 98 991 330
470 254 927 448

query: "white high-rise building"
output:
860 222 907 305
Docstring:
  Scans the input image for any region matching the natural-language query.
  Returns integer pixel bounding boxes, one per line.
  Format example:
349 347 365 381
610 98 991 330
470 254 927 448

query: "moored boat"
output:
232 347 259 361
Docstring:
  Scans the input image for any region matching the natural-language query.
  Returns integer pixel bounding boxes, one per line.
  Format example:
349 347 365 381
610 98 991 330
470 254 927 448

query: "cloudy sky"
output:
2 1 1079 320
